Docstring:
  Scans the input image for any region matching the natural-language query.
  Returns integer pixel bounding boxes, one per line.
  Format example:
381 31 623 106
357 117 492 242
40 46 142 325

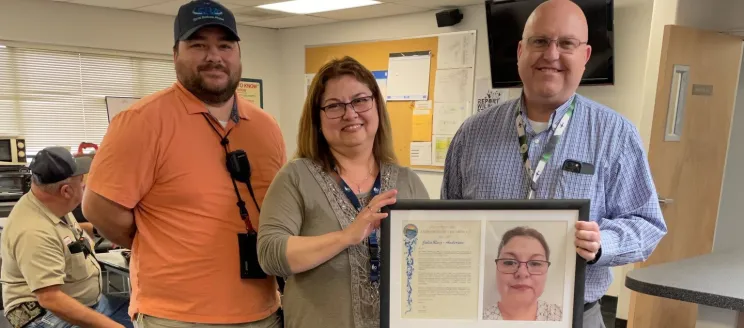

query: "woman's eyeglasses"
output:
496 258 551 275
320 95 374 119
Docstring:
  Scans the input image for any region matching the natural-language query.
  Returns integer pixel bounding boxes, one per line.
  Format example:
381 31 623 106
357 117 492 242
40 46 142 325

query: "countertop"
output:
625 249 744 311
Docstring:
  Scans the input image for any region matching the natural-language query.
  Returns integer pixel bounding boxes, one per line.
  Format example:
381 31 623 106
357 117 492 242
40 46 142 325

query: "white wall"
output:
0 0 282 121
714 54 744 253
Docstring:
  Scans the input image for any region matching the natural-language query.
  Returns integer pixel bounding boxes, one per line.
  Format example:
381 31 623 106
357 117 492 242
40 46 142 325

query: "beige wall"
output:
0 0 282 121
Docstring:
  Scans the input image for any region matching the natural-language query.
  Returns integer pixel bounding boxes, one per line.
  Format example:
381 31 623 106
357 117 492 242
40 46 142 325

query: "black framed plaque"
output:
381 199 589 328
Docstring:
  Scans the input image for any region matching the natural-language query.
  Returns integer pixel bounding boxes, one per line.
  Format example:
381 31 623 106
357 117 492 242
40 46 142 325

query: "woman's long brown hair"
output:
295 56 397 172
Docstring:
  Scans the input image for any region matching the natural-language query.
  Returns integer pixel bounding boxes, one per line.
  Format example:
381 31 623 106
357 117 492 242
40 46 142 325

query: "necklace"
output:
336 166 374 194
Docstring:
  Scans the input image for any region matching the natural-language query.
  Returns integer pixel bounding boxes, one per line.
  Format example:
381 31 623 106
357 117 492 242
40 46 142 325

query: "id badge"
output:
238 232 268 279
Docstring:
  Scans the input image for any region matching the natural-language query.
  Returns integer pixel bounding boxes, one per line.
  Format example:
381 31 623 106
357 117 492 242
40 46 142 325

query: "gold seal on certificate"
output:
380 199 589 328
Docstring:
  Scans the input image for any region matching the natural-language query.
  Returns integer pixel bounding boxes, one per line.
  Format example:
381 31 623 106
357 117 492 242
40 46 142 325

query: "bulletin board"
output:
305 31 477 172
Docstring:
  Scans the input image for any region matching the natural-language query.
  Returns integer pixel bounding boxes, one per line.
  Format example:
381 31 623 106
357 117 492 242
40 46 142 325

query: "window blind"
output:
0 46 175 155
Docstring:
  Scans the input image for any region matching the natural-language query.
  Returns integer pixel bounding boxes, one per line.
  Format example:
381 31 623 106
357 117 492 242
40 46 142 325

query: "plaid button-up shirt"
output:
441 93 667 303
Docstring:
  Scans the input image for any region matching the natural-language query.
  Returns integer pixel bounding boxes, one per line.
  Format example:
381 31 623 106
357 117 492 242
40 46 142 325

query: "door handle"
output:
658 196 674 204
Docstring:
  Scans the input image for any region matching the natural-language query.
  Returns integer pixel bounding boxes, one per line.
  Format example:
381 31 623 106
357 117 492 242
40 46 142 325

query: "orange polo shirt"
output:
86 82 286 323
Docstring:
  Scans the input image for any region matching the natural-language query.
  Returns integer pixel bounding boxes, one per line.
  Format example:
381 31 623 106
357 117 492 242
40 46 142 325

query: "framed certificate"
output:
381 199 589 328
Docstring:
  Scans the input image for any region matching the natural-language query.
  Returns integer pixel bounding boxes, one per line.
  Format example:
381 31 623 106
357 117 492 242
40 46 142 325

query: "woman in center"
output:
483 226 563 321
257 56 429 328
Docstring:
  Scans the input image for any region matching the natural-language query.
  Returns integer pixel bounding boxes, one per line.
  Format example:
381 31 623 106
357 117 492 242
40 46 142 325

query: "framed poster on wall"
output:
237 78 263 108
381 199 589 328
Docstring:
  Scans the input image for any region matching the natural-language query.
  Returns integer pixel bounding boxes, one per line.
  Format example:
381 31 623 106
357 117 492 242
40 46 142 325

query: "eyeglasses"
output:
320 95 374 119
525 36 587 53
496 258 551 275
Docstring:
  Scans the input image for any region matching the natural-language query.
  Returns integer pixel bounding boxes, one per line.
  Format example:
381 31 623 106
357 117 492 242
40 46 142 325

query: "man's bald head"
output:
516 0 592 119
523 0 588 42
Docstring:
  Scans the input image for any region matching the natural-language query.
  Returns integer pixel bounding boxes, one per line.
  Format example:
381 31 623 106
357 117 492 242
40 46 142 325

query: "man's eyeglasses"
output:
496 258 551 275
525 36 587 53
320 95 374 119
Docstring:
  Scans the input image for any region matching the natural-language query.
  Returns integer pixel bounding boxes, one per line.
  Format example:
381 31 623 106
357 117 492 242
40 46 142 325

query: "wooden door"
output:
627 25 743 328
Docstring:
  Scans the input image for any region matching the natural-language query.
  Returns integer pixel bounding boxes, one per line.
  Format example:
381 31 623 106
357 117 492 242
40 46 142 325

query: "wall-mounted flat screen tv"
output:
484 0 614 88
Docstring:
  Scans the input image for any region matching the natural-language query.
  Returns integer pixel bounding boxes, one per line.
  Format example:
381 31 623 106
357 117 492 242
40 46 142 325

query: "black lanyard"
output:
201 101 261 230
335 166 382 285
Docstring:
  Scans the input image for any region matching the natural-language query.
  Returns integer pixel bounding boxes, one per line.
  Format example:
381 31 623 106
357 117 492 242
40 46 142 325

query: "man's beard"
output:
177 61 241 105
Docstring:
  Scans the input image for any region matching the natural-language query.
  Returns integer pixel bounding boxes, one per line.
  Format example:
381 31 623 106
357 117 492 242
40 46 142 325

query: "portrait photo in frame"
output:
380 199 589 328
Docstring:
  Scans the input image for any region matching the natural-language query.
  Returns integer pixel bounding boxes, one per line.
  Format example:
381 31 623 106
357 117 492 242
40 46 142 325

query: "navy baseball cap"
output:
29 147 91 184
174 0 240 43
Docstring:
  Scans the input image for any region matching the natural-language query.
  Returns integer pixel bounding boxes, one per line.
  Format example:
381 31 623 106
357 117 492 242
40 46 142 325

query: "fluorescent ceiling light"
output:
257 0 381 15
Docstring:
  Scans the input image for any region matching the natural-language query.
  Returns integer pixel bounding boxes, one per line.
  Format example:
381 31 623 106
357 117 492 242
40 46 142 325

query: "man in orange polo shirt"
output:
81 1 285 327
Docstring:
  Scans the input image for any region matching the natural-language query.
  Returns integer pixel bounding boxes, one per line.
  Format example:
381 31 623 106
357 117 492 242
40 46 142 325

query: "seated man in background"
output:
72 204 97 240
0 146 132 328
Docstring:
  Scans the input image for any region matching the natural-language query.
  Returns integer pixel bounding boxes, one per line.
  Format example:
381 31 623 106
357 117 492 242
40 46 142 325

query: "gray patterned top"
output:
257 158 430 328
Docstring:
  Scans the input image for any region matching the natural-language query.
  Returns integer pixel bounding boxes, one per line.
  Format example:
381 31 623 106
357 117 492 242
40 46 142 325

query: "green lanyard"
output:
515 98 576 199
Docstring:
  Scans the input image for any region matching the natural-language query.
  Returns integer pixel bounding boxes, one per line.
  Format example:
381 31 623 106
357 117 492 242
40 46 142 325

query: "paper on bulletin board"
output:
473 77 509 113
437 32 476 69
386 51 431 101
410 142 432 166
413 100 432 115
433 102 468 135
432 135 454 166
237 78 263 108
434 68 474 104
411 109 432 142
373 71 388 101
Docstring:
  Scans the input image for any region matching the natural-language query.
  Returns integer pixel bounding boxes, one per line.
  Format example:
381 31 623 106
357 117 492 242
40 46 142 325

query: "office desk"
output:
96 251 130 294
97 252 129 275
625 249 744 328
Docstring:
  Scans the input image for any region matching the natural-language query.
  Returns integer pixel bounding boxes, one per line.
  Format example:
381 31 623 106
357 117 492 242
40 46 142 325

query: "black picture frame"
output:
380 199 589 328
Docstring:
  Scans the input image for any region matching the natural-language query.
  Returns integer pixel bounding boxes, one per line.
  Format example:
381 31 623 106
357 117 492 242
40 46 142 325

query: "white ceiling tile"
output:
135 0 246 16
67 0 172 10
245 15 337 29
312 3 427 21
388 0 484 10
233 7 286 19
233 6 288 20
220 0 284 6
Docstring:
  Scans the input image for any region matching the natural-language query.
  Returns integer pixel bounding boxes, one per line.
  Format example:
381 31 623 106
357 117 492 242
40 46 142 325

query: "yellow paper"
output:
433 135 454 166
411 111 432 142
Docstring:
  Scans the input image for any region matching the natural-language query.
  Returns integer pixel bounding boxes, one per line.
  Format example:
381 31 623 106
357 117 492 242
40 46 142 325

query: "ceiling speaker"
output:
436 8 464 28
